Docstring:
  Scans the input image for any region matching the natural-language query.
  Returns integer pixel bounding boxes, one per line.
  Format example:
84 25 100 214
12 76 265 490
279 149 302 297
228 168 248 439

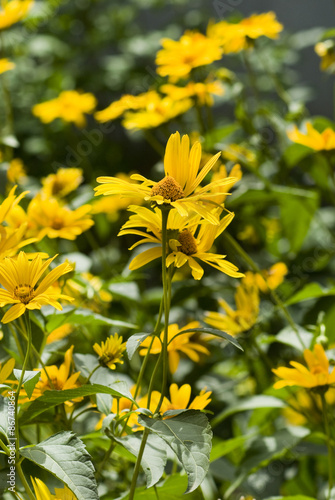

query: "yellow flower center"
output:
14 284 34 304
178 230 197 255
50 377 63 390
151 176 184 202
52 217 65 229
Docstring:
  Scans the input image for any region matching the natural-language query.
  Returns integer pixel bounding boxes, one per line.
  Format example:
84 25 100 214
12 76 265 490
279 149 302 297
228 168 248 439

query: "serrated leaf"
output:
45 307 137 333
127 332 152 360
20 431 98 500
113 433 167 488
20 384 135 425
177 327 243 351
13 369 40 399
139 410 212 493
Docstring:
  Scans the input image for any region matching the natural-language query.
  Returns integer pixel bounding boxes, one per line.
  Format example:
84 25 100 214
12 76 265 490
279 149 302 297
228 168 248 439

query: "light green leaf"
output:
139 410 212 493
178 327 243 351
13 369 40 400
20 383 135 425
286 283 335 305
113 433 167 488
126 332 152 360
108 282 140 302
275 326 313 351
20 431 98 500
118 473 205 499
210 432 257 462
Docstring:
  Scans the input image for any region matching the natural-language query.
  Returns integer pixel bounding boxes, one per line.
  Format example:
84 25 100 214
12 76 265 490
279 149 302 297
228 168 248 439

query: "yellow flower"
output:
41 168 83 198
287 122 335 151
119 206 243 280
205 278 259 336
210 163 242 205
243 263 288 293
32 90 97 127
315 40 335 72
93 333 126 370
0 0 33 30
46 323 73 344
96 385 140 432
158 383 212 414
208 12 283 53
222 144 257 167
156 31 222 81
273 344 335 390
283 388 335 426
0 57 15 74
21 346 80 403
6 158 27 184
31 477 77 500
161 80 224 107
139 322 210 374
95 131 238 224
0 251 73 323
27 196 94 240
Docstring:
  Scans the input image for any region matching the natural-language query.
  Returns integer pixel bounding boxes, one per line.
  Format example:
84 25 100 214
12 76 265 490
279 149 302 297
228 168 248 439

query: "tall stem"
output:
321 392 334 500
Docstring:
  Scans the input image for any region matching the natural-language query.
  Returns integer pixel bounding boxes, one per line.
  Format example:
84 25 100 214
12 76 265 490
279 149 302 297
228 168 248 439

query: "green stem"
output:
321 392 334 499
0 436 10 455
128 428 150 500
85 364 100 384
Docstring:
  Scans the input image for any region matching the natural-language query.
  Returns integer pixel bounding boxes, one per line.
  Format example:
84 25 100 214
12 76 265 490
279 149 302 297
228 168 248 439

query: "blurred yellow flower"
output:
243 262 288 293
205 278 259 336
119 207 243 280
273 344 335 390
27 196 94 240
46 323 73 344
93 333 126 370
210 163 242 205
0 0 33 30
157 383 212 414
283 388 335 426
6 158 27 184
95 91 158 122
32 90 97 127
156 31 222 81
208 12 283 53
0 358 15 384
95 386 140 432
161 80 224 106
139 322 210 374
41 168 83 198
31 477 77 500
222 143 257 166
315 40 335 72
96 131 237 224
287 122 335 151
21 346 80 403
0 185 27 224
0 57 15 74
0 251 73 323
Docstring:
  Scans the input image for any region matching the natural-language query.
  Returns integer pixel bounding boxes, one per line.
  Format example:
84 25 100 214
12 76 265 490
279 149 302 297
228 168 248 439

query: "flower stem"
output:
321 392 334 500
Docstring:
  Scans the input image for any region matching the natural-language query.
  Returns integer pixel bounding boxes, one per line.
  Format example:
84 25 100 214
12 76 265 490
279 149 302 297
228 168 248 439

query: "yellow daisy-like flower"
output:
0 251 73 323
283 388 335 426
6 158 27 184
287 122 335 151
93 333 126 370
0 0 33 30
273 344 335 390
315 40 335 72
205 278 259 336
27 196 94 240
243 262 288 293
0 57 15 74
139 322 210 374
31 477 77 500
156 31 223 81
95 131 237 224
161 80 224 107
40 168 83 198
32 90 97 127
208 12 283 53
119 206 243 280
156 383 212 414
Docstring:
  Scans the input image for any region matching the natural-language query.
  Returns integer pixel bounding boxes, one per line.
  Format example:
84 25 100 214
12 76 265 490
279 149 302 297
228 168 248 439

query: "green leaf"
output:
108 281 140 302
20 431 98 500
210 432 257 462
264 496 317 500
283 143 312 168
139 410 212 493
113 433 167 488
119 473 205 499
20 384 135 425
177 327 243 351
275 326 313 351
211 395 286 427
45 307 137 333
13 369 40 400
286 283 335 305
126 332 152 360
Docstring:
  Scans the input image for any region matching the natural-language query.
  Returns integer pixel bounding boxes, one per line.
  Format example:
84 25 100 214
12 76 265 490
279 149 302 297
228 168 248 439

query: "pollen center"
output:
178 230 197 255
14 284 34 304
151 176 184 202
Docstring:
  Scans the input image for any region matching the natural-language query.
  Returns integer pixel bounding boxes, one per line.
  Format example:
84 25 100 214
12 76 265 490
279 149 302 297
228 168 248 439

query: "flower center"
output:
178 230 197 255
51 180 64 195
151 176 184 202
14 284 34 304
52 217 64 229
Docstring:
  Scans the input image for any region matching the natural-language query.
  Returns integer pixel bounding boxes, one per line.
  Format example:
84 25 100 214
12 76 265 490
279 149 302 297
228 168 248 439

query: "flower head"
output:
287 122 335 151
161 80 224 107
32 90 97 127
157 383 212 414
315 40 335 72
0 0 33 30
0 57 15 74
273 344 335 390
6 158 27 184
0 251 73 323
243 262 288 293
93 333 126 370
96 131 237 224
40 168 83 198
156 31 222 81
139 322 210 374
